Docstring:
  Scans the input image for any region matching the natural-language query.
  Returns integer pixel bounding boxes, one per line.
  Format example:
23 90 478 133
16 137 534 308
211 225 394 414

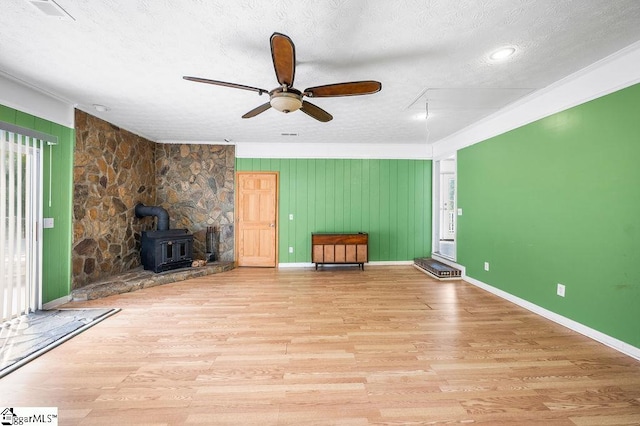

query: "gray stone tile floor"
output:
1 308 117 377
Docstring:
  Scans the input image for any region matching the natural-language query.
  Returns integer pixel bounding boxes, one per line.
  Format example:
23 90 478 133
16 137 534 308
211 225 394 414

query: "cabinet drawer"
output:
345 245 357 262
312 245 324 263
357 244 368 262
323 245 335 262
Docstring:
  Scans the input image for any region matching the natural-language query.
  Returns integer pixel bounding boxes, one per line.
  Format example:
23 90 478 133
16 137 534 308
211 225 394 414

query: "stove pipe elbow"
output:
135 203 170 231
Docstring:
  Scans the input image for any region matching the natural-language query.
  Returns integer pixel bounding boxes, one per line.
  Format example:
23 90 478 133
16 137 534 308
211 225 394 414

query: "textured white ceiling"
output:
1 0 640 146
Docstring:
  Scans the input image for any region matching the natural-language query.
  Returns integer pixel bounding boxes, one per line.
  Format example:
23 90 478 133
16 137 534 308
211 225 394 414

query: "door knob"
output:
269 223 275 227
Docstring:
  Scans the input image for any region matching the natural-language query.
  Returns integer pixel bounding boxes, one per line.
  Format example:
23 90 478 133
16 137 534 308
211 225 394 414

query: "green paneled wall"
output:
1 104 74 303
457 83 640 347
236 158 432 263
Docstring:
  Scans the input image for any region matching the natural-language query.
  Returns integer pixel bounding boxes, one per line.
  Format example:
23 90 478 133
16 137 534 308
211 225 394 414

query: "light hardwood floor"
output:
1 266 639 425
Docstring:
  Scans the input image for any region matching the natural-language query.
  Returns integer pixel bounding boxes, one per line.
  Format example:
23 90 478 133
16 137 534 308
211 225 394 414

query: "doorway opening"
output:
432 155 456 261
235 172 279 267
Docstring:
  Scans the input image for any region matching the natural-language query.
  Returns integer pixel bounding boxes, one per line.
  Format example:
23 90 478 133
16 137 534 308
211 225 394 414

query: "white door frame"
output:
432 155 457 261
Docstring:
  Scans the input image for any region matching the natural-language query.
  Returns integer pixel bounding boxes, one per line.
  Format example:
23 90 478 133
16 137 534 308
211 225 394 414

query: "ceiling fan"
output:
183 32 382 122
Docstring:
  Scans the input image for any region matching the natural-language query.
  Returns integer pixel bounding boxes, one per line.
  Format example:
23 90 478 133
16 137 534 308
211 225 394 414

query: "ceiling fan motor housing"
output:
270 87 303 113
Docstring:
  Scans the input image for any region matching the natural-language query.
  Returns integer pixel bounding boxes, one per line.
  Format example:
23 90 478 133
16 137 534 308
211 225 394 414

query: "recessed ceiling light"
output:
93 104 109 112
489 46 516 61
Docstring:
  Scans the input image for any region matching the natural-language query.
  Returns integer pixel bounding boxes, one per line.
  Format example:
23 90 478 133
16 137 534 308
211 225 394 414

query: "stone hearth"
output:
71 261 234 301
72 111 236 292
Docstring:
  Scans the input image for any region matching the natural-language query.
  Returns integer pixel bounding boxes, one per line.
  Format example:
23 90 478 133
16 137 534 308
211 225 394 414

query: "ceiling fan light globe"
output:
270 93 303 113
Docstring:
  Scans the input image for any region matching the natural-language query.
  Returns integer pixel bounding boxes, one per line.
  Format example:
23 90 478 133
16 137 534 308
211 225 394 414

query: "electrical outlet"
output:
289 247 294 253
557 283 566 297
289 214 294 220
43 218 54 228
484 262 490 271
457 208 463 216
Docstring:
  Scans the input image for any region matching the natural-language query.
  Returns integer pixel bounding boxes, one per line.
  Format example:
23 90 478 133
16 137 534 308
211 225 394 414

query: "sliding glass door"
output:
1 127 43 323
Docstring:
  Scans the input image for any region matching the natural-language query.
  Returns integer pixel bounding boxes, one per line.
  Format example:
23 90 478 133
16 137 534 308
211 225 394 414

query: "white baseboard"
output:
42 295 72 310
277 260 413 268
368 261 414 266
464 275 640 361
278 262 315 268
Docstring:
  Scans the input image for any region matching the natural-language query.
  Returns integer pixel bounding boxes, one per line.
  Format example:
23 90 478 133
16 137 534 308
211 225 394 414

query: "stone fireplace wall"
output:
72 110 157 289
72 112 235 289
155 143 235 261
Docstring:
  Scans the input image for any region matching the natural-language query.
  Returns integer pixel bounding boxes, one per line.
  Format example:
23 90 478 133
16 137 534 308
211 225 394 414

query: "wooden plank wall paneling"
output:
236 158 432 263
0 104 75 303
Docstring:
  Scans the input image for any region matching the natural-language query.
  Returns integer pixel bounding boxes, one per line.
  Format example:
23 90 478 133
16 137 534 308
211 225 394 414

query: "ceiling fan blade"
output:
242 102 272 119
270 32 296 87
300 101 333 122
183 76 268 95
304 81 382 98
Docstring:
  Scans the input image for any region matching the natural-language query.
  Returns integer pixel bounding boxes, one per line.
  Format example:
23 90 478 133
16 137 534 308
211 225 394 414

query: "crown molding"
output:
235 142 433 160
432 40 640 158
0 72 75 128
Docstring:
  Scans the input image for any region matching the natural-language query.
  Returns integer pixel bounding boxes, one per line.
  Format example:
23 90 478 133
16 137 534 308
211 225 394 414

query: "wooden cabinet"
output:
311 233 368 270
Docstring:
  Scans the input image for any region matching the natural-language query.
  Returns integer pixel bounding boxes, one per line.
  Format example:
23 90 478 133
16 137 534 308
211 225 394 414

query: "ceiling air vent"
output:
27 0 75 20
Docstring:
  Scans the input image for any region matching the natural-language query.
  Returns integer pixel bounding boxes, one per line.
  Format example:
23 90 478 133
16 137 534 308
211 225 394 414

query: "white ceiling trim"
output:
431 40 640 159
235 141 433 160
158 139 434 160
0 72 75 128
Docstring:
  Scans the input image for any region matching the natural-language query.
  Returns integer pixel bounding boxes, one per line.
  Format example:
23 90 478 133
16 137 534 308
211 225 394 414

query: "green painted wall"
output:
457 83 640 347
236 158 432 263
1 104 74 303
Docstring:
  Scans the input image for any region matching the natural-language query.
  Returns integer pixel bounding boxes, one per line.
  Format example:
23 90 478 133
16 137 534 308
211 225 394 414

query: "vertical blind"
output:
1 121 48 323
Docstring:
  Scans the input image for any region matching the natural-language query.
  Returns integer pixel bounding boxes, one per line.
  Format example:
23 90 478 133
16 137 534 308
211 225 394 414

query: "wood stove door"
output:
236 172 278 267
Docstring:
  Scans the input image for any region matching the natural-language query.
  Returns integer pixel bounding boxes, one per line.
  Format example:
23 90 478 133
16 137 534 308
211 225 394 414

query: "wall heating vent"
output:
27 0 75 20
414 257 462 280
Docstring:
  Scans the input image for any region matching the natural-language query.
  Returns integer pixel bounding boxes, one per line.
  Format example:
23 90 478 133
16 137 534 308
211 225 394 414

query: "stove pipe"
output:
135 203 169 231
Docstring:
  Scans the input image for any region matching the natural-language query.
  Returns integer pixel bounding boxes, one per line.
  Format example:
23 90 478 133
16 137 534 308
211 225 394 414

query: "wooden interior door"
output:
236 172 278 267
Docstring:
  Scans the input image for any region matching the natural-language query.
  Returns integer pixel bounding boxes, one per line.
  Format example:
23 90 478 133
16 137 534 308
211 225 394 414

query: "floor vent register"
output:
414 257 462 280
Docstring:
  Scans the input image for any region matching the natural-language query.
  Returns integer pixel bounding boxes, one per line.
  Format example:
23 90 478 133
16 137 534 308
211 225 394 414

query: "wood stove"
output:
140 229 194 273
